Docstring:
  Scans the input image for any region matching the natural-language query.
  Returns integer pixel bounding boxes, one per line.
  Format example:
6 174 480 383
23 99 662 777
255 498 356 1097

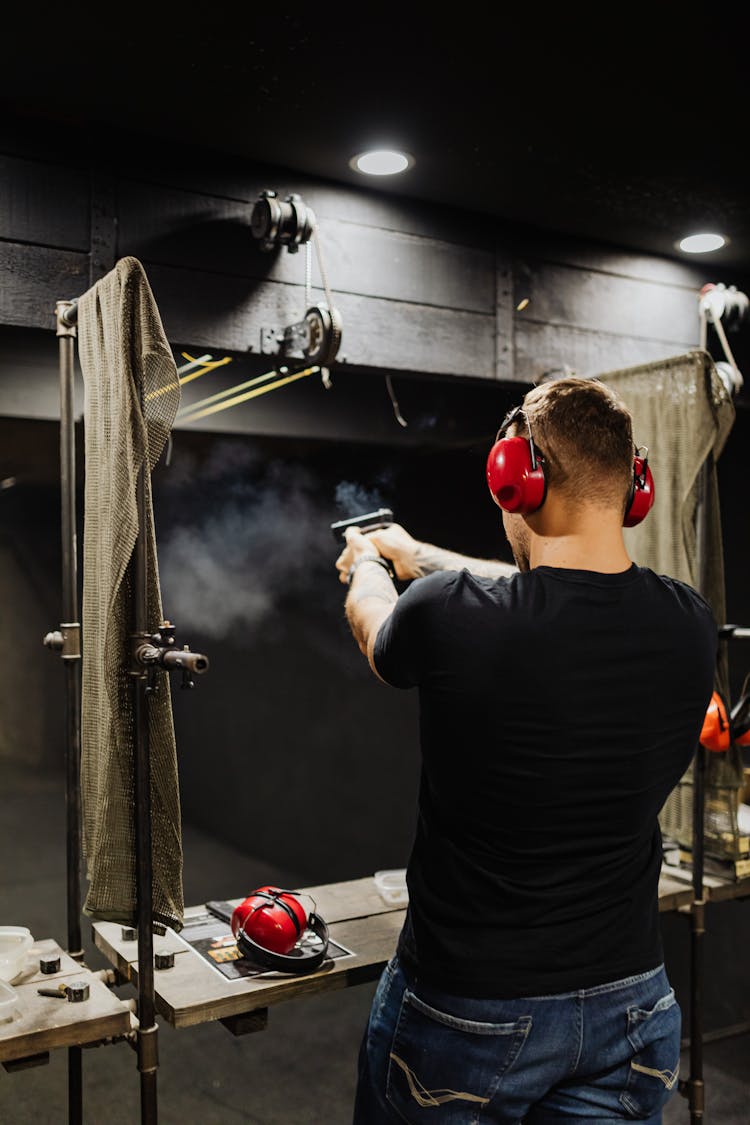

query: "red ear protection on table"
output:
486 406 655 526
231 886 329 974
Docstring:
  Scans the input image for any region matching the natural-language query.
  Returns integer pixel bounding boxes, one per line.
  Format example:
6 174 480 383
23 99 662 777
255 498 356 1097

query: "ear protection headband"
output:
232 886 330 974
486 405 655 527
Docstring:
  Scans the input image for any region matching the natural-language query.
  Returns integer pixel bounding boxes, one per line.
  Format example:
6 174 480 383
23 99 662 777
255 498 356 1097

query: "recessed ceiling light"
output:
677 232 727 254
350 149 414 176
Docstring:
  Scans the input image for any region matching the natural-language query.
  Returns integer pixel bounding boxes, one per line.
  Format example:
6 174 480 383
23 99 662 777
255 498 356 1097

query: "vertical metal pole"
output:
695 456 711 611
688 457 711 1122
59 330 83 961
55 302 83 1125
133 458 158 1125
690 743 706 1122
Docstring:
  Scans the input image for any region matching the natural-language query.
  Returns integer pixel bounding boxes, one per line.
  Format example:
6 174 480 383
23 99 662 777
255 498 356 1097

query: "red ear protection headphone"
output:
231 886 330 974
486 405 655 526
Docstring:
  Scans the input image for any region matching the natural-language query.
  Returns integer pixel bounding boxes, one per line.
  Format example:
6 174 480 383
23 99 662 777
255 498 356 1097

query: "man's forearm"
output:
412 542 517 579
345 561 398 659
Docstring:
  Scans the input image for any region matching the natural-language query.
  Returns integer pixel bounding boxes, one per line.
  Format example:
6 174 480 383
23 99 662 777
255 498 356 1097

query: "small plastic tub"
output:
374 870 408 907
0 979 19 1022
0 927 34 983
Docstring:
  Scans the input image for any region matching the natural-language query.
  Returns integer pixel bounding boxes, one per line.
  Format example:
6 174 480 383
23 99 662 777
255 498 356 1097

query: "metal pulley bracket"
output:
261 305 342 367
252 188 342 377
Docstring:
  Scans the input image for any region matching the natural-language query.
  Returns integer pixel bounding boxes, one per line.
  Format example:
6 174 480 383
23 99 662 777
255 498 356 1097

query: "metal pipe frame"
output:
688 744 706 1123
132 455 159 1125
54 301 83 1125
685 457 712 1123
54 297 160 1125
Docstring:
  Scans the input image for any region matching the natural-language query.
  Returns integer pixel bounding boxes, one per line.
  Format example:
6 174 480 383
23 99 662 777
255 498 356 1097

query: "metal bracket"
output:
260 326 282 356
130 625 209 692
55 300 78 338
43 622 81 661
260 307 341 367
137 1024 159 1073
260 320 312 358
283 318 310 355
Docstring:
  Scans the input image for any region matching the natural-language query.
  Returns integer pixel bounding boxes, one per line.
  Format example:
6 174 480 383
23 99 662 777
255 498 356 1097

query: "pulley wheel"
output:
304 305 342 366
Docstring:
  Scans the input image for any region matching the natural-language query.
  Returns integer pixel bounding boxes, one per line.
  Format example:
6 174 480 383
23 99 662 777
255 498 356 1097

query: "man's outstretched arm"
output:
335 523 516 680
335 527 398 681
366 523 517 580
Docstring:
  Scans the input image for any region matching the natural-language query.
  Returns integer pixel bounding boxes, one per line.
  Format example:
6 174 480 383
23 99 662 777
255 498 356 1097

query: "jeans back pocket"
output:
619 988 681 1119
386 989 531 1124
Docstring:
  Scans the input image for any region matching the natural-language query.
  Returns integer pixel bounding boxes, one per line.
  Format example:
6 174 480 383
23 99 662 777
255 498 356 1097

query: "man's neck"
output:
528 513 632 574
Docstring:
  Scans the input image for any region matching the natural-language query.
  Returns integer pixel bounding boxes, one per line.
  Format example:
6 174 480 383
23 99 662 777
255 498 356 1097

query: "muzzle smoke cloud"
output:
155 440 393 642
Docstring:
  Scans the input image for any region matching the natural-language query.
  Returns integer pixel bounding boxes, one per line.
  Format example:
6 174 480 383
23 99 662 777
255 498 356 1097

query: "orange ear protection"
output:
486 405 655 526
700 691 731 752
729 677 750 747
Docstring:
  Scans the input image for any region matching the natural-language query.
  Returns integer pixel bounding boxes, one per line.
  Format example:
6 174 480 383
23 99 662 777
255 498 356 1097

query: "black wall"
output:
2 387 749 877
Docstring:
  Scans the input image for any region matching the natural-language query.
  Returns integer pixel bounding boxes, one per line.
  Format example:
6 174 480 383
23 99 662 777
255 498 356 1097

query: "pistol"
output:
330 508 394 543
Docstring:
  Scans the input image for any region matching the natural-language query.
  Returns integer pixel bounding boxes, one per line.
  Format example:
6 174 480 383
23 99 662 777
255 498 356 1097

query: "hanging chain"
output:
305 240 313 310
312 224 336 313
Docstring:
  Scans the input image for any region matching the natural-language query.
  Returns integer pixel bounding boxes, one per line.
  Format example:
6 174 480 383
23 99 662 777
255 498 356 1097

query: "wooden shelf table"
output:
657 865 750 909
92 876 406 1031
88 867 750 1036
0 938 132 1068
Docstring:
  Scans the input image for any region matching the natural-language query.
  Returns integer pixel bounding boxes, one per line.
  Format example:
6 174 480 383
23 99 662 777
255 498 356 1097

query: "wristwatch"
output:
347 554 395 586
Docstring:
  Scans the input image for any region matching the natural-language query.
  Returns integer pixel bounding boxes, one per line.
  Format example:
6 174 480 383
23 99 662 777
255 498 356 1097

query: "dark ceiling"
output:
2 14 749 272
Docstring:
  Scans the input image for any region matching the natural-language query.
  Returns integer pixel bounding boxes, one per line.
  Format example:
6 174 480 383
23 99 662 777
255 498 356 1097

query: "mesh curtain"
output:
599 350 740 856
78 256 184 931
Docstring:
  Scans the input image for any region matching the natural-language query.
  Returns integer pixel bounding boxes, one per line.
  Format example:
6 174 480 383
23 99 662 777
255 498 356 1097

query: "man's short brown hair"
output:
519 377 634 510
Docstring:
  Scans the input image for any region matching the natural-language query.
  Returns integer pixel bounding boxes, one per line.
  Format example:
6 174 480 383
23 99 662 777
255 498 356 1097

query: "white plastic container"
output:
374 869 408 907
0 927 34 983
0 979 19 1022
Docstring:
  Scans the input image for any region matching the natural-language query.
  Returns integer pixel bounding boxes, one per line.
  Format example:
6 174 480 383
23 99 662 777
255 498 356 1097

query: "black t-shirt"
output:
373 564 717 998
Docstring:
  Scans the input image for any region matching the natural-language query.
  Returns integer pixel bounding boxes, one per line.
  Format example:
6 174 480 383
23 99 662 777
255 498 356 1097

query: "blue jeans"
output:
353 956 681 1124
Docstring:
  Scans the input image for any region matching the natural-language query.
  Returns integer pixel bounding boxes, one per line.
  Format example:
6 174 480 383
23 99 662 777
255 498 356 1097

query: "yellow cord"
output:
145 352 233 402
178 352 233 387
178 366 320 423
177 366 288 420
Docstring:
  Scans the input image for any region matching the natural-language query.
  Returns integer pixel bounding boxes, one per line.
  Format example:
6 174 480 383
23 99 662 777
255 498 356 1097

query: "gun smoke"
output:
155 441 393 643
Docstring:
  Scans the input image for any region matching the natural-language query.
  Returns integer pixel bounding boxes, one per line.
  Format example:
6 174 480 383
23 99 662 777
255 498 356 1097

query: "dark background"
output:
2 365 749 881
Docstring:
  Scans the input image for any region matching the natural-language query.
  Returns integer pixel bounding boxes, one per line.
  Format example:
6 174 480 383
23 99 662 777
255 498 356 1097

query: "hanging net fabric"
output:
78 256 184 931
599 350 742 861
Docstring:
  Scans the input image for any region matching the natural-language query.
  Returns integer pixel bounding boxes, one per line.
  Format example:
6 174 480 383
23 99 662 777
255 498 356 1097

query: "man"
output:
335 377 717 1124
